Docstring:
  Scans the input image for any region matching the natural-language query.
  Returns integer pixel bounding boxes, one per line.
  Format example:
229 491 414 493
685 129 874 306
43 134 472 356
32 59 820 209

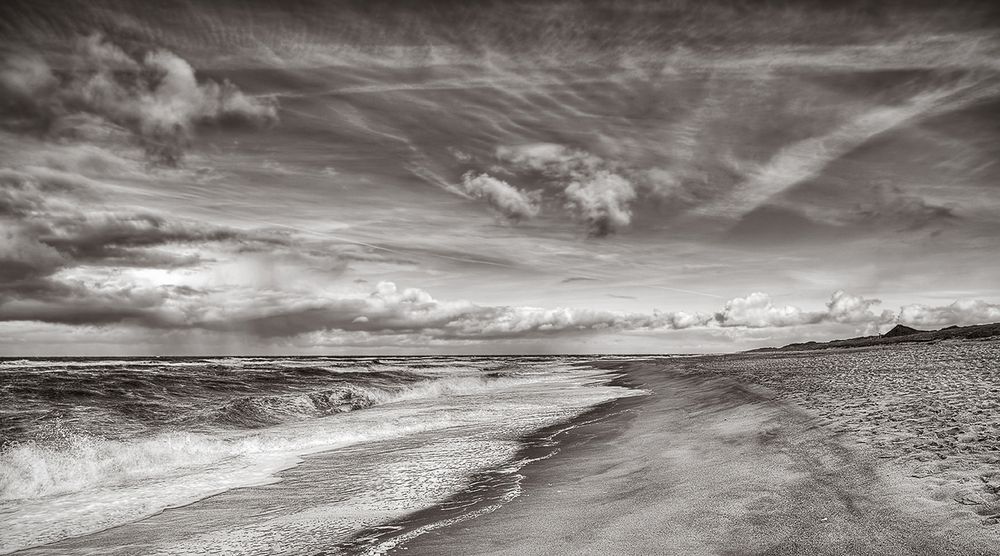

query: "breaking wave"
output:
209 374 524 428
0 356 641 554
0 374 531 502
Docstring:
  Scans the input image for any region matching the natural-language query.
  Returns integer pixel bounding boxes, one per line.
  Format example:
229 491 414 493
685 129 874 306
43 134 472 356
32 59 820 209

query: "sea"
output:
0 356 645 555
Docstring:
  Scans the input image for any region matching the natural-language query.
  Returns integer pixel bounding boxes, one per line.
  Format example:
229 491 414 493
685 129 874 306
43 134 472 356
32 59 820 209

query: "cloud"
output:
702 78 999 221
190 281 641 339
767 182 960 234
0 34 278 164
825 290 895 324
461 172 540 222
0 283 181 328
497 143 601 175
563 169 636 237
711 290 893 328
0 226 66 285
0 166 252 301
853 186 958 231
0 53 57 100
5 244 997 347
714 292 817 328
496 143 637 236
898 299 1000 327
561 277 597 283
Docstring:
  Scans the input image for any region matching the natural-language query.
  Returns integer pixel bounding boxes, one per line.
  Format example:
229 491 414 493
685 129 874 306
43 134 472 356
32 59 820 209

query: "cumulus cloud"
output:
713 292 816 328
461 172 540 222
563 169 636 236
496 143 637 236
709 290 892 329
825 290 895 324
0 34 278 164
186 286 906 339
4 273 914 343
897 299 1000 327
188 281 637 339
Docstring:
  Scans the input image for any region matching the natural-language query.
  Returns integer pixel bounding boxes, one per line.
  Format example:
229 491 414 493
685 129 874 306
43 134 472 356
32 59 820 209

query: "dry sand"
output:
685 340 1000 526
389 343 1000 555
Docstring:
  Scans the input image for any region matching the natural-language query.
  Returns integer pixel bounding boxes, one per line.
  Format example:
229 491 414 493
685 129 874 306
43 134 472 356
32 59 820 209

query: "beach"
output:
4 345 999 555
386 342 1000 555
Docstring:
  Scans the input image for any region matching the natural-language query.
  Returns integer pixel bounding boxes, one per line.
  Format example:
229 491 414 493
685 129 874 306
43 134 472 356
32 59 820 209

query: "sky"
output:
1 0 999 355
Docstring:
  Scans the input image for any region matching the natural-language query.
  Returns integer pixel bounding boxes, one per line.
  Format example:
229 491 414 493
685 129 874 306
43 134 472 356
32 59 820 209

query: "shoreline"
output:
336 365 650 554
6 360 644 556
373 357 1000 555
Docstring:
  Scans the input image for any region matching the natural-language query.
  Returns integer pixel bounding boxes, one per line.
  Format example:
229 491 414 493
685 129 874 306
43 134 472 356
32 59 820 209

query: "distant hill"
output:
882 324 921 338
751 322 1000 352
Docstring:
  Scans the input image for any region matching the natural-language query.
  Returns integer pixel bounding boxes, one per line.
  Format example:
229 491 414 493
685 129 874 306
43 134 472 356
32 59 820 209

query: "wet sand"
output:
386 353 1000 555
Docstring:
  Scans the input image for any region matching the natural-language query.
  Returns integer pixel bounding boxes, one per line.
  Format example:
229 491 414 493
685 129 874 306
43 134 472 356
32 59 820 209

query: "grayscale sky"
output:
1 0 999 354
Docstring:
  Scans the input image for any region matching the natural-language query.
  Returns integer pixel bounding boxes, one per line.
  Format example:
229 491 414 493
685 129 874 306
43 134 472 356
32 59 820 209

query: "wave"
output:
0 374 532 502
0 360 642 554
207 373 526 428
211 386 379 427
0 414 465 555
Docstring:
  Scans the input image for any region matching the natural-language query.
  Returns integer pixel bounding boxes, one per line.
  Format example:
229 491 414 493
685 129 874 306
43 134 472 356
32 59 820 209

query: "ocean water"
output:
0 356 644 554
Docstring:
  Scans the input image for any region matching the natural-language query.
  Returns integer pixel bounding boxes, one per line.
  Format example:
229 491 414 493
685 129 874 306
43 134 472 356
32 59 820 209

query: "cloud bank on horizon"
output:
1 0 999 354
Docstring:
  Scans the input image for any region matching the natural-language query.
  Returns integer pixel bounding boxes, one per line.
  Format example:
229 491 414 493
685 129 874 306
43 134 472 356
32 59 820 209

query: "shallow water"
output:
0 356 643 554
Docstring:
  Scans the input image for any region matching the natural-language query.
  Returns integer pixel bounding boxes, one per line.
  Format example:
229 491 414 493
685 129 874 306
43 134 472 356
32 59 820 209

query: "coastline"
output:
369 357 1000 556
7 358 641 556
336 366 649 554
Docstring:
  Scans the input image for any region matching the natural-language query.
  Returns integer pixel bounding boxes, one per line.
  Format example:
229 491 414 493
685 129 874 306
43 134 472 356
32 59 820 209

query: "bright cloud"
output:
898 299 1000 327
496 143 637 236
714 292 816 328
825 290 894 325
461 172 540 222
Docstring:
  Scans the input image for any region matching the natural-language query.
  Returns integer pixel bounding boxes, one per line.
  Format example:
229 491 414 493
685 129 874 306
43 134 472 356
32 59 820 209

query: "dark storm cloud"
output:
0 168 237 277
0 285 182 328
0 167 270 324
0 33 277 165
0 165 425 332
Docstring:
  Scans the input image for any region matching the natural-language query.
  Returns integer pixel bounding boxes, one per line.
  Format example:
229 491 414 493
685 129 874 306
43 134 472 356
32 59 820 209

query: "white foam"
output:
0 363 643 554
